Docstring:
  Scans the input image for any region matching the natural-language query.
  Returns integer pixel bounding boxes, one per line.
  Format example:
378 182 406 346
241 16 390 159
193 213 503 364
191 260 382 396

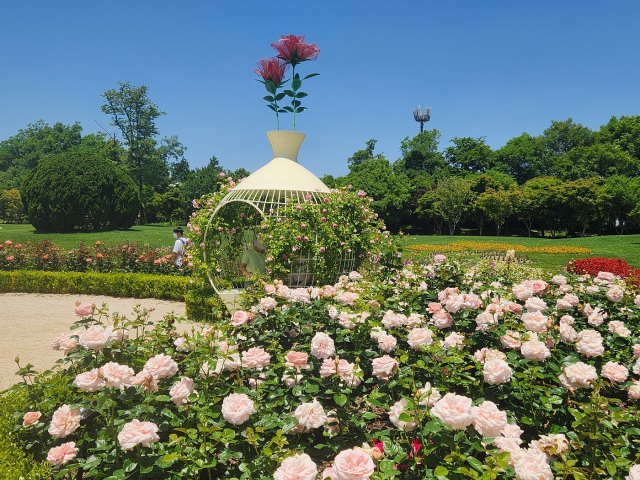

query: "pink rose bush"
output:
13 255 640 479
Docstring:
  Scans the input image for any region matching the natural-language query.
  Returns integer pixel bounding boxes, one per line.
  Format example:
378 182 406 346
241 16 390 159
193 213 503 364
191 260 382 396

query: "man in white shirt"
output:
172 227 189 266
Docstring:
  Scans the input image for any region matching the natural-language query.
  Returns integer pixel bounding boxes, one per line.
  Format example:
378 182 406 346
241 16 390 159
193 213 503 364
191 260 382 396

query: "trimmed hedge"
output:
0 271 188 301
0 270 229 322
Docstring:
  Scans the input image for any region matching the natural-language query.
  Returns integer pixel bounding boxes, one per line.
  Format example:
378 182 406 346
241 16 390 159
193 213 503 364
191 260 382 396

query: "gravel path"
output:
0 293 189 390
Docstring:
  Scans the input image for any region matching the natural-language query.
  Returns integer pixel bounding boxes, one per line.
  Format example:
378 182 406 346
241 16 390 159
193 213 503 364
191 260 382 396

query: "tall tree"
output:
101 81 166 222
0 120 83 189
427 176 474 235
493 133 547 183
395 129 447 177
597 115 640 161
444 137 494 173
543 118 594 157
347 139 379 170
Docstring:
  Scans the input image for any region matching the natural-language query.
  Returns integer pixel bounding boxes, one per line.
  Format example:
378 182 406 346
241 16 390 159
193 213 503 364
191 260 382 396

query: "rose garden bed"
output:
6 255 640 479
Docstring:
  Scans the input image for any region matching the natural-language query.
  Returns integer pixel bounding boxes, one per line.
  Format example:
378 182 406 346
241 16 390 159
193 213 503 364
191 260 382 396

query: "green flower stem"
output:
291 65 297 131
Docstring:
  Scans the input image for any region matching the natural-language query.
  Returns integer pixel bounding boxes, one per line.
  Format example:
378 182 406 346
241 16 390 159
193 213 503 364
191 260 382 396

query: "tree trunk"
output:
496 223 502 236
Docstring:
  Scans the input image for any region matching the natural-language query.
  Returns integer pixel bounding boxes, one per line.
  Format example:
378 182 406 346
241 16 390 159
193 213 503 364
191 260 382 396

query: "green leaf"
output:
434 466 449 476
294 107 307 113
334 393 348 406
292 78 302 90
283 89 295 97
275 92 286 101
380 460 396 474
304 73 320 80
296 92 308 98
292 100 301 108
263 95 275 102
283 106 294 113
467 456 484 472
398 412 413 422
265 81 276 94
267 105 277 112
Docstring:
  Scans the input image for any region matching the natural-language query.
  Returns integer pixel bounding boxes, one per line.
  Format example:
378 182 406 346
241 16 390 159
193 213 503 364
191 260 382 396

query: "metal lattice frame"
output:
203 189 357 293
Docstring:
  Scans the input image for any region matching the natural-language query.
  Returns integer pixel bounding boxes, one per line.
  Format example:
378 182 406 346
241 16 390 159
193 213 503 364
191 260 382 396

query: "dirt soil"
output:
0 293 190 390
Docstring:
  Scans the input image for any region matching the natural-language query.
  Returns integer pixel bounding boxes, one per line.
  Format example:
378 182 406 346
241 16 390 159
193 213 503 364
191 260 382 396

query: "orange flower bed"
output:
404 241 591 255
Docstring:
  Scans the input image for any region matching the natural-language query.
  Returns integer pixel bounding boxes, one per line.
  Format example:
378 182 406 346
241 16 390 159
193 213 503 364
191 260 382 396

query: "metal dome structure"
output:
203 131 357 294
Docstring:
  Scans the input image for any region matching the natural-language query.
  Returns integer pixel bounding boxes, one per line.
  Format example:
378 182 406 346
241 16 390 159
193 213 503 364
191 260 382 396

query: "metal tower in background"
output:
413 104 431 132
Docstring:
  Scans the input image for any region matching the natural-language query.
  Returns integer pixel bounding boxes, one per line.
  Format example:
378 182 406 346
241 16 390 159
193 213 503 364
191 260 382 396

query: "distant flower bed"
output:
568 257 640 288
11 255 640 479
406 240 592 255
0 239 191 276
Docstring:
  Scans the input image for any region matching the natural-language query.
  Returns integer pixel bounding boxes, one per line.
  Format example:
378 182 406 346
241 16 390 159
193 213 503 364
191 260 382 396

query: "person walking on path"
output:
172 227 190 266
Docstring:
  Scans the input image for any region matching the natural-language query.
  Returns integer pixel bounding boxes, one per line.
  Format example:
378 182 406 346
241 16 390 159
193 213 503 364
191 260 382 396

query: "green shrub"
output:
0 391 51 479
21 149 138 232
183 283 229 321
0 271 188 301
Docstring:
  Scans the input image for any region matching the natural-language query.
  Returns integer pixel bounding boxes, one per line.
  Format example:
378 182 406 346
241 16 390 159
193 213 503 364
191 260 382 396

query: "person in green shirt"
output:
240 237 266 287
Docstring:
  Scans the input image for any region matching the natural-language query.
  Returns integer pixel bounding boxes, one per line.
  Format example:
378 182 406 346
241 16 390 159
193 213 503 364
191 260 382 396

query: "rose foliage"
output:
9 254 640 479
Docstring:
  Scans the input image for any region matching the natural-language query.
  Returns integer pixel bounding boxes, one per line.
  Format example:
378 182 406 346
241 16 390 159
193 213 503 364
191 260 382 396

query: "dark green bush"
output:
184 284 229 321
21 149 138 232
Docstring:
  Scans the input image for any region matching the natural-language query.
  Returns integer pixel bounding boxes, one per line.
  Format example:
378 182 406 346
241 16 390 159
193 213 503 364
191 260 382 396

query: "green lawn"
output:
0 224 183 251
399 234 640 271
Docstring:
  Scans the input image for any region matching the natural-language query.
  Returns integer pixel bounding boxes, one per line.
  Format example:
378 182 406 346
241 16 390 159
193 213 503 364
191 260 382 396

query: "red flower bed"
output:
566 257 640 288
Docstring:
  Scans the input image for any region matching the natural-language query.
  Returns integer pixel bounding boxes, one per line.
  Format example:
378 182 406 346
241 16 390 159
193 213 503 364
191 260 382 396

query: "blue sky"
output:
2 1 639 178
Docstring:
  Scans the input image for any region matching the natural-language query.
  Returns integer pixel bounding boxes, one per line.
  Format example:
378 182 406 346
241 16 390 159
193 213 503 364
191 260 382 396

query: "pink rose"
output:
274 453 318 480
337 291 359 306
524 296 547 313
48 404 82 438
73 303 94 317
432 310 454 329
407 327 434 350
285 351 310 370
475 312 498 332
443 331 465 350
527 280 548 294
521 339 551 362
169 377 196 405
609 320 631 337
433 254 447 264
264 284 276 295
506 302 523 315
371 355 398 381
51 332 72 350
319 358 337 378
389 397 417 431
131 371 159 393
587 307 607 327
627 465 640 480
558 362 598 389
118 419 160 450
575 330 604 357
474 348 506 363
78 325 111 351
333 448 375 480
221 393 256 425
431 393 475 430
635 295 640 308
597 271 616 282
512 283 534 301
47 441 78 466
311 332 335 359
472 400 507 438
633 344 640 359
260 296 277 312
377 333 397 353
322 466 338 480
530 433 570 455
559 322 578 343
552 275 568 285
23 411 41 427
428 302 443 313
231 310 253 326
294 399 327 430
511 449 553 480
629 381 640 400
417 383 442 407
483 359 512 385
602 361 629 383
101 362 135 389
74 368 105 392
445 294 464 313
143 354 179 380
242 347 271 369
382 310 407 328
500 330 522 350
338 311 356 330
607 285 625 302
